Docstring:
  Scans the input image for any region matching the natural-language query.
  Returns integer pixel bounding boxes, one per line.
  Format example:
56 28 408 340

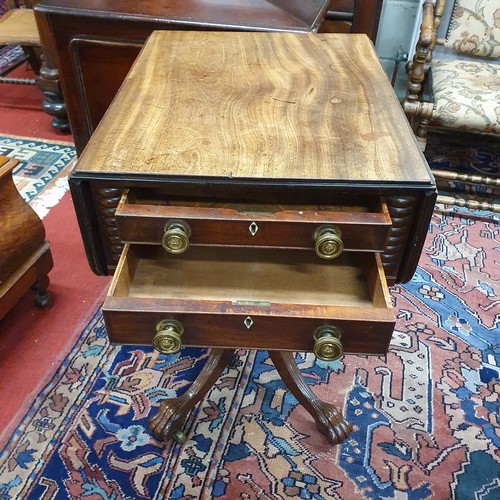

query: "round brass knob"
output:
161 220 191 254
313 225 343 259
153 319 184 354
313 325 343 361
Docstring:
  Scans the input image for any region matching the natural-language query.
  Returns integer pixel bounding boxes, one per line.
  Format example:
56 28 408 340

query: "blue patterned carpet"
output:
0 136 498 499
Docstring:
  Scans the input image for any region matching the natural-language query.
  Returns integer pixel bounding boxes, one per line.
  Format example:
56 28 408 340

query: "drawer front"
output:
114 191 392 255
102 244 395 357
103 308 394 355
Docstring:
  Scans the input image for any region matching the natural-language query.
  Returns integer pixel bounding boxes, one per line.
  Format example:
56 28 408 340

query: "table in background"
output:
34 0 383 155
34 0 330 154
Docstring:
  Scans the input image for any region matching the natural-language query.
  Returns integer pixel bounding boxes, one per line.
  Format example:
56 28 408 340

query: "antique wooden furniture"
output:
0 155 53 321
70 31 436 445
403 0 499 212
0 1 41 86
322 0 383 42
34 0 330 153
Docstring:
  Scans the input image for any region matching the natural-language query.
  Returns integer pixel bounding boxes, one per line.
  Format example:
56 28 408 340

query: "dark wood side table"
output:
0 155 53 320
34 0 330 153
321 0 383 42
69 31 436 445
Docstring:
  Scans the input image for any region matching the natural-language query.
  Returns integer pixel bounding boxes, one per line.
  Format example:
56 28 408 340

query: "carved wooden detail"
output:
149 349 235 442
93 187 123 268
402 0 446 149
269 351 352 444
381 196 418 280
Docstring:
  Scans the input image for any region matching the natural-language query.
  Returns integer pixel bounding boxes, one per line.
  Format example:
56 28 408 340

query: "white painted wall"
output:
375 0 423 98
374 0 457 98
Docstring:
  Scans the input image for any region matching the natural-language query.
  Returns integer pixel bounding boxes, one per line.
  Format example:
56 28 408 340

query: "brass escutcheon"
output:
153 319 185 354
313 225 344 259
313 325 343 362
161 219 191 254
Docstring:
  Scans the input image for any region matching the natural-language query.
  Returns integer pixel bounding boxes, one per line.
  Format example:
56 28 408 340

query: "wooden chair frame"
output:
403 0 499 213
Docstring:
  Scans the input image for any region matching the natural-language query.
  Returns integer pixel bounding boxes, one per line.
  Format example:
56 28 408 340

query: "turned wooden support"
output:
433 169 500 188
32 275 53 308
403 0 447 149
437 195 500 213
37 62 70 132
433 165 500 214
34 8 70 132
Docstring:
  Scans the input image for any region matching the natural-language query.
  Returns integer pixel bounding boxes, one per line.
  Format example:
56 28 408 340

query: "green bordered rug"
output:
0 134 76 217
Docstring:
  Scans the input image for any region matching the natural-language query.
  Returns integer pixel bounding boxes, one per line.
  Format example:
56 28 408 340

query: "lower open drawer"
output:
102 245 395 355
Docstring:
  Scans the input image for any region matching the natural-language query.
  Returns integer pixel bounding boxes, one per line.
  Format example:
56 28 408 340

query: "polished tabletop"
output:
75 31 433 186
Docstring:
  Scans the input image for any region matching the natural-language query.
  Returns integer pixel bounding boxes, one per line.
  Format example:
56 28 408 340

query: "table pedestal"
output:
149 349 352 445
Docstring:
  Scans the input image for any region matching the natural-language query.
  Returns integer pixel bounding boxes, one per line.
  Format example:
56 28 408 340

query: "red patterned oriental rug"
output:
0 141 498 499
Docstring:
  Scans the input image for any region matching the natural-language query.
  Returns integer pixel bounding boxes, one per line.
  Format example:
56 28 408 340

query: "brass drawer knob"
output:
313 225 343 259
162 220 191 254
313 325 343 361
153 319 184 354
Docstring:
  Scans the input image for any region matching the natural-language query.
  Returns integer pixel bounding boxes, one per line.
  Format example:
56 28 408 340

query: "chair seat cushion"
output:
0 9 39 46
431 59 500 135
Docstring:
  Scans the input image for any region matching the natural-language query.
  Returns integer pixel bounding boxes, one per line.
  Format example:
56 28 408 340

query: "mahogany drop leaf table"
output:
70 31 436 445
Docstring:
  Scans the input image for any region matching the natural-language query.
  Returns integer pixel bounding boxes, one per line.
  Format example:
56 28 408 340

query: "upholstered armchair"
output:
403 0 499 212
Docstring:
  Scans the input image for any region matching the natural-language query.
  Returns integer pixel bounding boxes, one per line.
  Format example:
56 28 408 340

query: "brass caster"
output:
172 430 187 444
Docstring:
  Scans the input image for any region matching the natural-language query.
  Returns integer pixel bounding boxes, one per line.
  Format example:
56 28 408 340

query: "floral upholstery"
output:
444 0 500 58
431 59 500 134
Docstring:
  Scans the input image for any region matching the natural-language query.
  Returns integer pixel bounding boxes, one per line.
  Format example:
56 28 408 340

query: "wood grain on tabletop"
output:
75 31 431 183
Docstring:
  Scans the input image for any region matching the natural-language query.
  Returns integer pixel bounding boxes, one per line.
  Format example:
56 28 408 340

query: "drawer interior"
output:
120 189 387 217
109 245 391 310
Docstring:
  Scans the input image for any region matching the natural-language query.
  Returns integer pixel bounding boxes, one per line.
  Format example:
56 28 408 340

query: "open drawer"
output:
114 190 392 259
102 245 396 356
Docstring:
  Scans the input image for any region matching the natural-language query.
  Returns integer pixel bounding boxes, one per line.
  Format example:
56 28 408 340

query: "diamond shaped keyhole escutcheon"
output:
249 222 258 236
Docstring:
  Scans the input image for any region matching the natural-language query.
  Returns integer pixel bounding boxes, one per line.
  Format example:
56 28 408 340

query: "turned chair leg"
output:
149 348 235 443
268 350 352 445
32 275 53 309
415 117 429 150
